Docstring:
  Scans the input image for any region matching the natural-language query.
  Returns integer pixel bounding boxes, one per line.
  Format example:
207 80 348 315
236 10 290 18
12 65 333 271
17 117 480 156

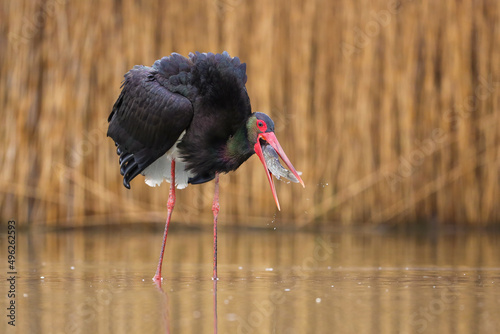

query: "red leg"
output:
153 159 176 283
212 173 220 280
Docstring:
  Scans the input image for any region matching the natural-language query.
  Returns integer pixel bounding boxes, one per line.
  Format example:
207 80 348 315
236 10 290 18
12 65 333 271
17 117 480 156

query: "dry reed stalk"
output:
1 0 499 228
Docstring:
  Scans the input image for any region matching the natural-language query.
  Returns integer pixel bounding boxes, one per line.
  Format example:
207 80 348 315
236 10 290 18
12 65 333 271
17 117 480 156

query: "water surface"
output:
1 227 499 333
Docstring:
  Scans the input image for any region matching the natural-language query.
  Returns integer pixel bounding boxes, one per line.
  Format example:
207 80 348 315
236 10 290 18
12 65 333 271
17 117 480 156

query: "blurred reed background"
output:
1 0 499 228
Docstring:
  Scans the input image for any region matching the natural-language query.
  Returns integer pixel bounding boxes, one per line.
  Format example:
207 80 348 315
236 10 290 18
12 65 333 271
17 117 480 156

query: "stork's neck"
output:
224 122 254 167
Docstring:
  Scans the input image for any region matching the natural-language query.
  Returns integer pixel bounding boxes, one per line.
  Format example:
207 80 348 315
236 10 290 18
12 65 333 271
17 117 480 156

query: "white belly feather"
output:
141 131 194 189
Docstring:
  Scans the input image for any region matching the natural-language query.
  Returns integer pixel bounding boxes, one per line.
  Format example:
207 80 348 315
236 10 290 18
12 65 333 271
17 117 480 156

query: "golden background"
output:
1 0 499 228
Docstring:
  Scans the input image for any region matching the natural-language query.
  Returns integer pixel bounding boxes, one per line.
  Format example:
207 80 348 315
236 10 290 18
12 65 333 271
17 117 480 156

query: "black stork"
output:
107 51 304 283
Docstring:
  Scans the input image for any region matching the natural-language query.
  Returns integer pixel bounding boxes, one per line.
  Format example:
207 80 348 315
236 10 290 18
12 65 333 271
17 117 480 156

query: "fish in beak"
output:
254 132 305 210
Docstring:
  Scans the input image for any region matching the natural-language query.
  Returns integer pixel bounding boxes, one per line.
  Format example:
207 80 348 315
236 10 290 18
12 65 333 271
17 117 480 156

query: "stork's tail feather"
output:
114 143 140 189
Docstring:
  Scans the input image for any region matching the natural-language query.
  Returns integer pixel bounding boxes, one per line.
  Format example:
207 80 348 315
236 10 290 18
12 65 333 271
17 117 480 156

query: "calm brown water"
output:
1 227 500 333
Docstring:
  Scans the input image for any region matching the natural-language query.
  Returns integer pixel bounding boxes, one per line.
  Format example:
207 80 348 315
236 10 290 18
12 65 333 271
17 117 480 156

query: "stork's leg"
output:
212 173 220 280
153 159 176 283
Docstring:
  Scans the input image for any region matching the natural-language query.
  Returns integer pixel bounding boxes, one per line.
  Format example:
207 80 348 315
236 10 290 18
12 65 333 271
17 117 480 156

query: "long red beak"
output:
254 132 305 211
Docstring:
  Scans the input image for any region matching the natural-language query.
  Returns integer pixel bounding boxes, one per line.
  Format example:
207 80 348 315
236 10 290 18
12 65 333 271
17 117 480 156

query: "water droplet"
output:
23 294 28 297
238 266 243 270
265 268 273 271
70 266 75 270
40 276 45 279
315 298 321 303
284 288 291 292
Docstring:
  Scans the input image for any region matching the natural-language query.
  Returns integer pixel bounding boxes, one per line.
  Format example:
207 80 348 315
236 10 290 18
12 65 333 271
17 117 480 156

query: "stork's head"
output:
247 112 304 210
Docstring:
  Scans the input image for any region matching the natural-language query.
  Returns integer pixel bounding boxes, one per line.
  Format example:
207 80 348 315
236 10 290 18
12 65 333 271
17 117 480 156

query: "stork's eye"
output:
256 120 267 132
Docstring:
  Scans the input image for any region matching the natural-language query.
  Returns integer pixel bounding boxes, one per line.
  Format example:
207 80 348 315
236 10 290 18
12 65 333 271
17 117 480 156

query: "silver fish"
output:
263 144 301 183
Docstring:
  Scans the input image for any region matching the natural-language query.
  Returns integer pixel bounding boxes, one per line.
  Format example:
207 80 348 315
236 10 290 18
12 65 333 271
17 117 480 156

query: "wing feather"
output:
107 65 194 188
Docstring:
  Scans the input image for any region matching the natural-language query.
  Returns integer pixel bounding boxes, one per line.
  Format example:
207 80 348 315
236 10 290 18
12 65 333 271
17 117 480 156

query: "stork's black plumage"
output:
107 52 304 283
